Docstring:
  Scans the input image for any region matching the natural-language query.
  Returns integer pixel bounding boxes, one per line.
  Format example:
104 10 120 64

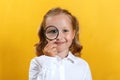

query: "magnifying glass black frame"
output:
44 26 59 41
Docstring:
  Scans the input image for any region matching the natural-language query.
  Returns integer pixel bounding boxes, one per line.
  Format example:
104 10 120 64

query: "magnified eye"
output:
47 29 58 34
45 26 59 40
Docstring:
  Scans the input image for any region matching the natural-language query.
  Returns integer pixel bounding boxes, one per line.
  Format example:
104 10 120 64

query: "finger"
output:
51 48 57 54
43 43 57 53
47 39 56 44
44 47 57 56
45 42 57 49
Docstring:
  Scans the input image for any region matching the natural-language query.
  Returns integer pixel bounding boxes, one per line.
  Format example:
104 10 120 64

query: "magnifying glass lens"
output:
45 26 59 40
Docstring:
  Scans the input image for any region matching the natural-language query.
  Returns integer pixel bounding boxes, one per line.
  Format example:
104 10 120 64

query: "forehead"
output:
45 14 72 29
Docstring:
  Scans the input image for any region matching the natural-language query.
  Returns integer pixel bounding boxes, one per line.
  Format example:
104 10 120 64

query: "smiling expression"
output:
45 14 75 53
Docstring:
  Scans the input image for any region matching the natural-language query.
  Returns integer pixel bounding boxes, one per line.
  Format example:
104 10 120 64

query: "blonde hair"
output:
35 7 83 56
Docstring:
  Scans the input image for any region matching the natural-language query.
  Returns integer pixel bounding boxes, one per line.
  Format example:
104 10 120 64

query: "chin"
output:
57 47 68 53
57 48 64 52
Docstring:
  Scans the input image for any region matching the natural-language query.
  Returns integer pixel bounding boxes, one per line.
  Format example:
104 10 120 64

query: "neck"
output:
57 49 69 58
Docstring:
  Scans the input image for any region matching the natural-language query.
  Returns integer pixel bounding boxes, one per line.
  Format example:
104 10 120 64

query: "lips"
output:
55 42 64 45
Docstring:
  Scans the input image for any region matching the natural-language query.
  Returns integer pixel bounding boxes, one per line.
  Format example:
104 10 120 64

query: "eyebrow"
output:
46 25 56 28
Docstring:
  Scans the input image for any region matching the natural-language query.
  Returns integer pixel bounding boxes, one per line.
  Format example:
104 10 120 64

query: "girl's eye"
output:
63 29 69 32
48 29 58 34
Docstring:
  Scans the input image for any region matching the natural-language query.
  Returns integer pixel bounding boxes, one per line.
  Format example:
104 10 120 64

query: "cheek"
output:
66 31 75 43
66 34 74 45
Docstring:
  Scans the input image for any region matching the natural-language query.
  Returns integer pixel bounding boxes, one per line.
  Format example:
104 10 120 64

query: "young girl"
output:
29 7 92 80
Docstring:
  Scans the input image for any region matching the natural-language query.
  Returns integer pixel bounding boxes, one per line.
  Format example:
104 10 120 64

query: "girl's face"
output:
45 14 75 53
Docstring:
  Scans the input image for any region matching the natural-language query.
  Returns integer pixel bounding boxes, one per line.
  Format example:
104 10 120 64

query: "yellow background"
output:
0 0 120 80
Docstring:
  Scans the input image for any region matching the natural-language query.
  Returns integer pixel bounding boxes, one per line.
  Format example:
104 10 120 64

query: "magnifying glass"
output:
45 26 59 40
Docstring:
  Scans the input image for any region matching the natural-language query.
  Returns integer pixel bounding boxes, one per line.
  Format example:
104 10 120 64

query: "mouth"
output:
55 42 65 45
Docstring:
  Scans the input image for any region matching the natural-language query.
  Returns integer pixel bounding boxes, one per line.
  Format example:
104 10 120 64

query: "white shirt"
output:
29 52 92 80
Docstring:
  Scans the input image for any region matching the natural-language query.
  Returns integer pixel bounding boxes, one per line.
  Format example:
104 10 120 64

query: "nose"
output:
56 30 64 40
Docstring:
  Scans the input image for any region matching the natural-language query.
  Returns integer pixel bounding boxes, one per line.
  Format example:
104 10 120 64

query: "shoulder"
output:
69 52 89 66
30 55 47 65
30 55 58 66
72 55 90 68
75 55 87 63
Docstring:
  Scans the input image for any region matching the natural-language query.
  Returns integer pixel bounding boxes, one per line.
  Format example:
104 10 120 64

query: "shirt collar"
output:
66 51 76 63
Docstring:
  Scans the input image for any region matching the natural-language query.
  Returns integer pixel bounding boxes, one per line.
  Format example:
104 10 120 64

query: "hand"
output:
43 40 57 57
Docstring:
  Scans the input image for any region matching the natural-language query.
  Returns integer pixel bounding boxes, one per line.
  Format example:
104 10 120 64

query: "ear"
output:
72 30 76 39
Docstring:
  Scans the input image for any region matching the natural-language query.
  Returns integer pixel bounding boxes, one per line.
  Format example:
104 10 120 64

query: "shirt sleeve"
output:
29 56 58 80
84 62 92 80
29 58 41 80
